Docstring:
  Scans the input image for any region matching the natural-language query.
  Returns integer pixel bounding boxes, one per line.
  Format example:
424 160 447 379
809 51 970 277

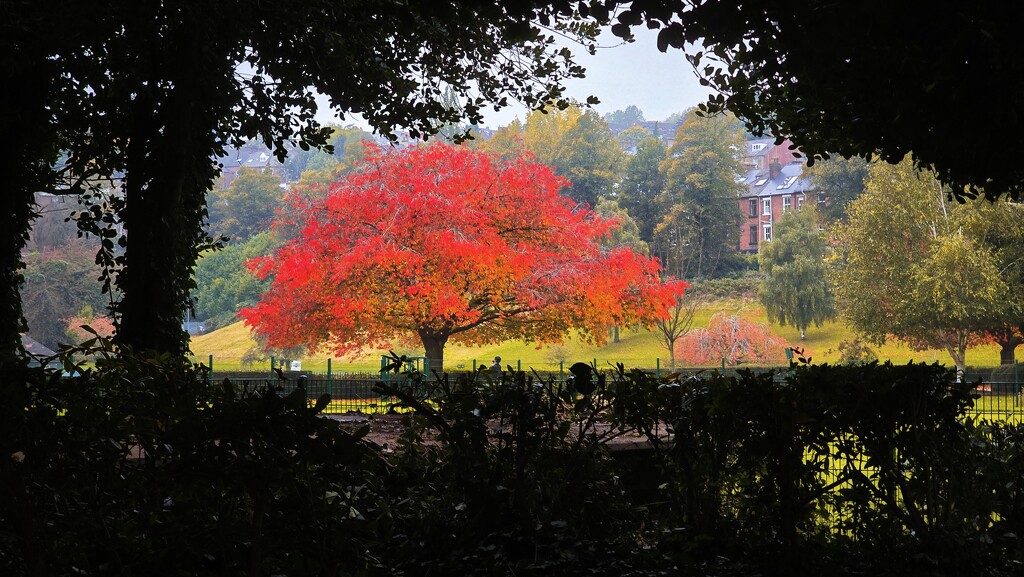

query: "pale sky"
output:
315 26 714 131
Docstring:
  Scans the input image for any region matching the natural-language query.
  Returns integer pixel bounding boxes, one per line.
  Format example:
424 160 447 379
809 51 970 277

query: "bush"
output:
0 341 388 576
3 344 1023 577
688 271 763 300
836 338 879 364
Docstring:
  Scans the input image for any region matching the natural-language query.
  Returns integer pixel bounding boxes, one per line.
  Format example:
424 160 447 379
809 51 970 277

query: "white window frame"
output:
782 196 791 212
763 224 772 242
762 198 772 215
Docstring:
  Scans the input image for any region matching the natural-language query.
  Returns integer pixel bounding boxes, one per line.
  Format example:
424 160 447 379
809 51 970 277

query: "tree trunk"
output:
419 329 450 377
1 70 56 359
112 33 218 356
612 325 620 343
946 344 967 382
998 335 1022 365
0 187 36 361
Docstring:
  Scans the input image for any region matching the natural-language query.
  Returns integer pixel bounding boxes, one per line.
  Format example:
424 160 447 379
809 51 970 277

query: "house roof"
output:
739 162 814 199
21 334 57 358
19 334 62 369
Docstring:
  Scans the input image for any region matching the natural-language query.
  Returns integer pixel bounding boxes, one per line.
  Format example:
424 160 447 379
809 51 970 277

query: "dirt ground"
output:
324 413 655 452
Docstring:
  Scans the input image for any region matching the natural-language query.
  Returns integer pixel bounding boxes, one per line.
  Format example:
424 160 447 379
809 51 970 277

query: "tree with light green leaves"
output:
615 125 653 154
803 155 870 224
654 110 745 279
758 206 834 340
618 132 666 242
208 168 284 244
831 157 1011 374
603 105 645 128
496 105 623 208
193 231 277 330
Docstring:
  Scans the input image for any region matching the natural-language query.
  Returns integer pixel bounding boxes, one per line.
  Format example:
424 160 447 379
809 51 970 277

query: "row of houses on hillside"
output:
737 138 818 253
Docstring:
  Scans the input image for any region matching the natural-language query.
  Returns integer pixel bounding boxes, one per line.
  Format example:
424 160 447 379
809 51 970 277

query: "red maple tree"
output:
242 143 687 373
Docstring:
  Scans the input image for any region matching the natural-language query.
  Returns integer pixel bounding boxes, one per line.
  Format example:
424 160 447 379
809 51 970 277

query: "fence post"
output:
270 356 275 379
721 358 726 372
209 354 214 384
559 360 564 383
517 359 521 372
1016 360 1020 407
327 358 332 384
656 357 660 380
473 359 477 371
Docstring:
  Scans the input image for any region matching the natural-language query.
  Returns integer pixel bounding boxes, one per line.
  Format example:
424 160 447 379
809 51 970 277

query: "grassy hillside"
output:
189 299 1007 374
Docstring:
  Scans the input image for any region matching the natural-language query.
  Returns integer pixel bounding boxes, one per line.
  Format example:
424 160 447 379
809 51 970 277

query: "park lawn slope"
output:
189 299 1006 372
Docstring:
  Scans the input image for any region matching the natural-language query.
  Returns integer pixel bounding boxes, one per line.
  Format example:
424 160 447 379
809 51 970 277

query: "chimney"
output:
769 158 782 180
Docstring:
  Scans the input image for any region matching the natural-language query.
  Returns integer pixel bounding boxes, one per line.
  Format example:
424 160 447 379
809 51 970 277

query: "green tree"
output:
520 106 623 208
804 155 869 224
947 198 1024 364
614 125 653 153
193 231 277 331
594 197 648 255
559 110 623 207
208 168 284 243
654 110 745 279
618 133 666 242
758 206 835 340
481 119 527 162
603 105 646 127
831 158 1009 374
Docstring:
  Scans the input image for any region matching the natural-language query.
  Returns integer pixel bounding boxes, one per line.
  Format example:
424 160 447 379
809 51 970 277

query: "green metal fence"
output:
202 357 1024 420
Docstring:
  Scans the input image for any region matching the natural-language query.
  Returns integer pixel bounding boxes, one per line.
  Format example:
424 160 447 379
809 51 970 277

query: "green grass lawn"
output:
189 299 1009 373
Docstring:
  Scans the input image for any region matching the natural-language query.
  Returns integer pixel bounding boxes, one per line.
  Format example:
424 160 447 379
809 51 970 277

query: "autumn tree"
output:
4 2 608 358
758 206 835 340
677 313 789 366
654 110 745 279
831 158 1011 374
595 197 648 343
243 144 687 373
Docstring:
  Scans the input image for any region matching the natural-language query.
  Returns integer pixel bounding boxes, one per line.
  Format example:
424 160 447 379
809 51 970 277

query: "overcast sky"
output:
315 26 715 131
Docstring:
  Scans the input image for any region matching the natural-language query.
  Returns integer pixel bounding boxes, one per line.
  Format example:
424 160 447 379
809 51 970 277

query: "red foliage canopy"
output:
242 143 687 370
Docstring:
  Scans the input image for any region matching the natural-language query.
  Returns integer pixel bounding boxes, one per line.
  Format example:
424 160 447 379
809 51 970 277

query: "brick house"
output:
737 138 815 253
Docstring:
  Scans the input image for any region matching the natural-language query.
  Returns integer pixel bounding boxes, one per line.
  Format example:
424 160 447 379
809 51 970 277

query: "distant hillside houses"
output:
737 138 815 253
216 142 284 187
